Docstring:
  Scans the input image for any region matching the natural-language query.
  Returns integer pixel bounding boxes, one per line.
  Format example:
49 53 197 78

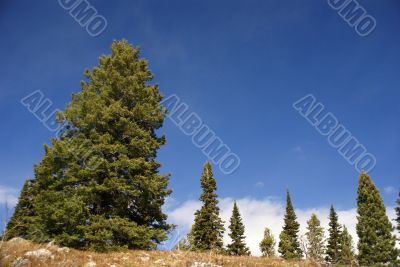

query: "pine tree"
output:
356 172 398 266
191 161 225 251
305 213 325 262
175 231 193 251
4 180 36 240
396 190 400 237
338 225 355 266
6 40 172 250
259 227 276 257
325 205 341 264
278 190 303 259
226 201 250 256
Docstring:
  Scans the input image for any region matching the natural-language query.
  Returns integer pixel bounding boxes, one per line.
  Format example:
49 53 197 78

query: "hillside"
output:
0 238 321 267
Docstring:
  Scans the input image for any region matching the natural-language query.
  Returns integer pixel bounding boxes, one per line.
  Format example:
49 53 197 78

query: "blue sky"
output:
0 0 399 227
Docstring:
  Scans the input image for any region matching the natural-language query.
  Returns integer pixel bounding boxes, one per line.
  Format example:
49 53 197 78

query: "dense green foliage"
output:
356 172 398 266
226 202 250 256
305 213 325 262
191 161 225 252
259 227 276 257
278 190 303 259
6 40 172 251
325 205 341 264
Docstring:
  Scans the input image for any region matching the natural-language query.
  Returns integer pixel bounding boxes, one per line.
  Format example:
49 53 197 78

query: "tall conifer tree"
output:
226 201 250 256
6 40 172 250
356 172 398 266
325 205 341 264
305 213 325 262
191 161 225 251
278 190 303 259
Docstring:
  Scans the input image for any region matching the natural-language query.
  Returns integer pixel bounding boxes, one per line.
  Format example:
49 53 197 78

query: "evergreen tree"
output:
6 40 172 251
325 205 341 264
396 190 400 237
278 190 303 259
191 161 225 251
305 213 325 262
338 225 355 266
226 201 250 256
356 172 398 266
4 180 36 240
174 231 193 251
259 227 276 257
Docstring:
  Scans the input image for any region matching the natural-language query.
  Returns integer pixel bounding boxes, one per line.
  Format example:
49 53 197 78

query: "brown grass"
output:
0 239 324 267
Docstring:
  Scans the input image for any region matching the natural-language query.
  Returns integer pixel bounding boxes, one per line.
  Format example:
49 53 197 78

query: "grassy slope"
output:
0 239 321 267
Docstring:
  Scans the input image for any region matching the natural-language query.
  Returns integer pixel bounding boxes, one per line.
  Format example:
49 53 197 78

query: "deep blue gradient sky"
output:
0 0 399 214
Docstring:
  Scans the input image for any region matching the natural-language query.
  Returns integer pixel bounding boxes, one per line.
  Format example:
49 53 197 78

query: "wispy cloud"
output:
0 185 19 208
167 197 397 256
254 182 264 188
291 145 306 160
384 186 397 195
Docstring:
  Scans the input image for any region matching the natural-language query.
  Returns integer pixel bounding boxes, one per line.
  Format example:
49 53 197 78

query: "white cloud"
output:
384 186 397 195
254 182 264 188
291 146 306 160
167 197 398 256
0 186 19 208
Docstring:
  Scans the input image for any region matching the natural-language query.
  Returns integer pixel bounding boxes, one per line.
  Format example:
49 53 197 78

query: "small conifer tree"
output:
278 190 303 259
338 225 355 266
191 161 225 251
226 202 250 256
325 205 341 264
305 213 325 262
259 227 276 257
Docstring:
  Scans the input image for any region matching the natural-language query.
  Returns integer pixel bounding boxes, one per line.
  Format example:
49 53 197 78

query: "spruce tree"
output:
338 225 355 266
191 161 225 251
396 190 400 236
305 213 325 262
6 40 172 250
278 190 303 259
325 205 341 264
226 201 250 256
4 180 36 240
259 227 276 257
356 172 398 266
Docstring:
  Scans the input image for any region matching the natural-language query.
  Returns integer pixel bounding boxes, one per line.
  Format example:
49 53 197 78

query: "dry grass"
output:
0 239 323 267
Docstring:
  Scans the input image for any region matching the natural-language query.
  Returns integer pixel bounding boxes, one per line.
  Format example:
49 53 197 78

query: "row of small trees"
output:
185 161 400 266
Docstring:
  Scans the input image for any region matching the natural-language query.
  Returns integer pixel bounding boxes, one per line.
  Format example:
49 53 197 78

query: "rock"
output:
46 240 56 248
154 259 166 265
24 248 54 259
190 262 222 267
57 247 71 253
84 261 97 267
170 253 179 259
11 257 30 267
8 237 28 244
138 253 150 262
